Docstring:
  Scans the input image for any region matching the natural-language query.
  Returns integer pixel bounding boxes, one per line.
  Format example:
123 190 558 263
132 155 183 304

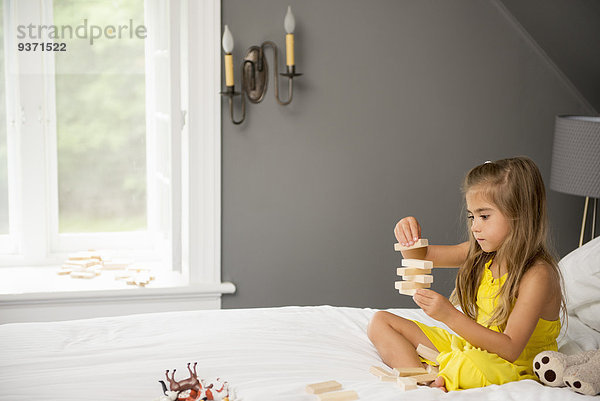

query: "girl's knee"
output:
367 311 391 341
368 311 409 341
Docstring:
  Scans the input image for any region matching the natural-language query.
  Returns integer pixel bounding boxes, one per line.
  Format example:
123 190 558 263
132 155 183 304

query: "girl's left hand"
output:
413 289 457 323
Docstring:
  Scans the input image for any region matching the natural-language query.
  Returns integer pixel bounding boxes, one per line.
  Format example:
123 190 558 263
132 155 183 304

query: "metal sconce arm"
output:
220 42 301 125
258 41 302 106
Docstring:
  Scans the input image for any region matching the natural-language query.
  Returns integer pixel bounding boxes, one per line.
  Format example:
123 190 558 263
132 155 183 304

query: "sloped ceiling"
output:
499 0 600 114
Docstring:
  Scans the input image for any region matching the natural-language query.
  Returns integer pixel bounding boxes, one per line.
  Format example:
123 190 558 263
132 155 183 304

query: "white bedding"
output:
0 306 589 401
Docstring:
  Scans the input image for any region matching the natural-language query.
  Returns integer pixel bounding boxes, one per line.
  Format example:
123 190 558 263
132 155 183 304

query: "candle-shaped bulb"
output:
284 6 295 34
222 25 234 53
222 25 235 87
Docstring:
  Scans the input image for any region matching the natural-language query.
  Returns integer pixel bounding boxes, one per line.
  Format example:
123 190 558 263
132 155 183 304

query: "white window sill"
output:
0 266 236 306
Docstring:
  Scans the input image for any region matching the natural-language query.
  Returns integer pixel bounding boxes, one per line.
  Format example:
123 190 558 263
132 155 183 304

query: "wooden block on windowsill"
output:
68 259 98 268
394 239 428 252
70 271 96 279
306 380 342 394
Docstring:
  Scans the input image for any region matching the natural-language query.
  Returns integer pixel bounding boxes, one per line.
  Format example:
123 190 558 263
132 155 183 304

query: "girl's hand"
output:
394 216 421 247
413 289 457 323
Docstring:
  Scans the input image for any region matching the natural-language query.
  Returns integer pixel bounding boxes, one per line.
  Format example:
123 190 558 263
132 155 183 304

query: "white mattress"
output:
0 306 585 401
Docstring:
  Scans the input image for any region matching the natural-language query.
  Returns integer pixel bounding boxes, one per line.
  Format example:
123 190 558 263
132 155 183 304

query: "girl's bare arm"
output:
441 263 557 362
394 217 469 267
401 242 469 268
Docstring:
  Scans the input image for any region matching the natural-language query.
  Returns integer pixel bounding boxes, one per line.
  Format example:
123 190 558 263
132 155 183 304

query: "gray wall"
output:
500 0 600 112
220 0 594 309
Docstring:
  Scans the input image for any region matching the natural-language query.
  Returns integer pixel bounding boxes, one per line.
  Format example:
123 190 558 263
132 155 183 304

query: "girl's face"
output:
465 189 511 253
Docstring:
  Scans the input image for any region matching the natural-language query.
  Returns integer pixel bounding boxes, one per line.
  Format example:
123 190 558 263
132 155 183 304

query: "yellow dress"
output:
412 259 561 391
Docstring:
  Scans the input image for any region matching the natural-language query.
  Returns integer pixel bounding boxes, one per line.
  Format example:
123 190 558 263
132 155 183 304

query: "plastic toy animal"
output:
165 362 201 392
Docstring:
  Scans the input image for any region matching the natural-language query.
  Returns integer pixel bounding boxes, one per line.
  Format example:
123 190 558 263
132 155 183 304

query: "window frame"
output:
0 0 222 287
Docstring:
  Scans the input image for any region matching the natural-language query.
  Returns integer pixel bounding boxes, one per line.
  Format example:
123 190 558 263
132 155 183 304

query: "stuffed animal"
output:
533 350 600 396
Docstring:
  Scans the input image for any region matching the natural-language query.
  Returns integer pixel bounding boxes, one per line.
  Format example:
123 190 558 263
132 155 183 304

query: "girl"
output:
367 157 566 392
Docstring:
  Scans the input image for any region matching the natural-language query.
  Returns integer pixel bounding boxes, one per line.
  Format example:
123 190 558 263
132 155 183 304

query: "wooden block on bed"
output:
409 373 438 384
426 365 439 375
396 377 418 391
392 367 428 377
306 380 342 394
397 267 431 276
416 344 440 365
317 390 358 401
402 274 433 284
370 365 394 378
401 259 433 269
394 239 428 251
380 375 397 382
395 281 430 290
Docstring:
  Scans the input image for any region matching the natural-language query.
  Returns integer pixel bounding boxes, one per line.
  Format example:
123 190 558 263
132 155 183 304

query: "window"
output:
0 0 222 289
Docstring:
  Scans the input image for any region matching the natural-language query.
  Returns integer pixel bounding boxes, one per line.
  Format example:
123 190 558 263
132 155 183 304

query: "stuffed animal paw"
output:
533 350 600 396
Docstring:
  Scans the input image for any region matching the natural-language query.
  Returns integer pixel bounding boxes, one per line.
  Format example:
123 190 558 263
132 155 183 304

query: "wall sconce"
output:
220 6 302 125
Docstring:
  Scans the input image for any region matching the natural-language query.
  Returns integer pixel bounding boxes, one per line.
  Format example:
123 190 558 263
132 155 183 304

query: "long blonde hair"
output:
449 157 566 331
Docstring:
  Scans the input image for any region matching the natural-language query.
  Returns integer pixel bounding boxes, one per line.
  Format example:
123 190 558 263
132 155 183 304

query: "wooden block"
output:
57 269 72 275
397 267 431 276
401 259 433 269
68 252 93 261
127 265 151 272
68 259 98 268
416 344 440 365
317 390 358 401
306 380 342 394
114 272 131 280
395 281 430 290
409 373 438 384
426 365 439 375
398 289 417 296
70 271 96 279
380 375 397 382
403 275 433 284
370 365 393 378
394 239 428 252
396 377 418 391
392 367 428 377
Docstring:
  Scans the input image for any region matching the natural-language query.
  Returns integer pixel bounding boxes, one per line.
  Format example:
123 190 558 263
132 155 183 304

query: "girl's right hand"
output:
394 216 422 247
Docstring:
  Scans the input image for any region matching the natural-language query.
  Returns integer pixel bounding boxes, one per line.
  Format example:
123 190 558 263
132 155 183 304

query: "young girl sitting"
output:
367 156 566 392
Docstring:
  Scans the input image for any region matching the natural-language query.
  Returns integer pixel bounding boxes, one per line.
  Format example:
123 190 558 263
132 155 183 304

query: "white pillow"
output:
559 236 600 314
575 303 600 332
558 314 600 353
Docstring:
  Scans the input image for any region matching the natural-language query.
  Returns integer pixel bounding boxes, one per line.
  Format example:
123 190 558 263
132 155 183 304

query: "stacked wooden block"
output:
394 239 433 296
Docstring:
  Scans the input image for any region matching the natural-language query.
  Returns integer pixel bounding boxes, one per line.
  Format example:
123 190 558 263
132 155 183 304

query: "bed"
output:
1 239 598 401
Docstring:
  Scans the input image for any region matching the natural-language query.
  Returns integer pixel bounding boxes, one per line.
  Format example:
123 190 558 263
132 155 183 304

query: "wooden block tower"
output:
394 239 433 296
